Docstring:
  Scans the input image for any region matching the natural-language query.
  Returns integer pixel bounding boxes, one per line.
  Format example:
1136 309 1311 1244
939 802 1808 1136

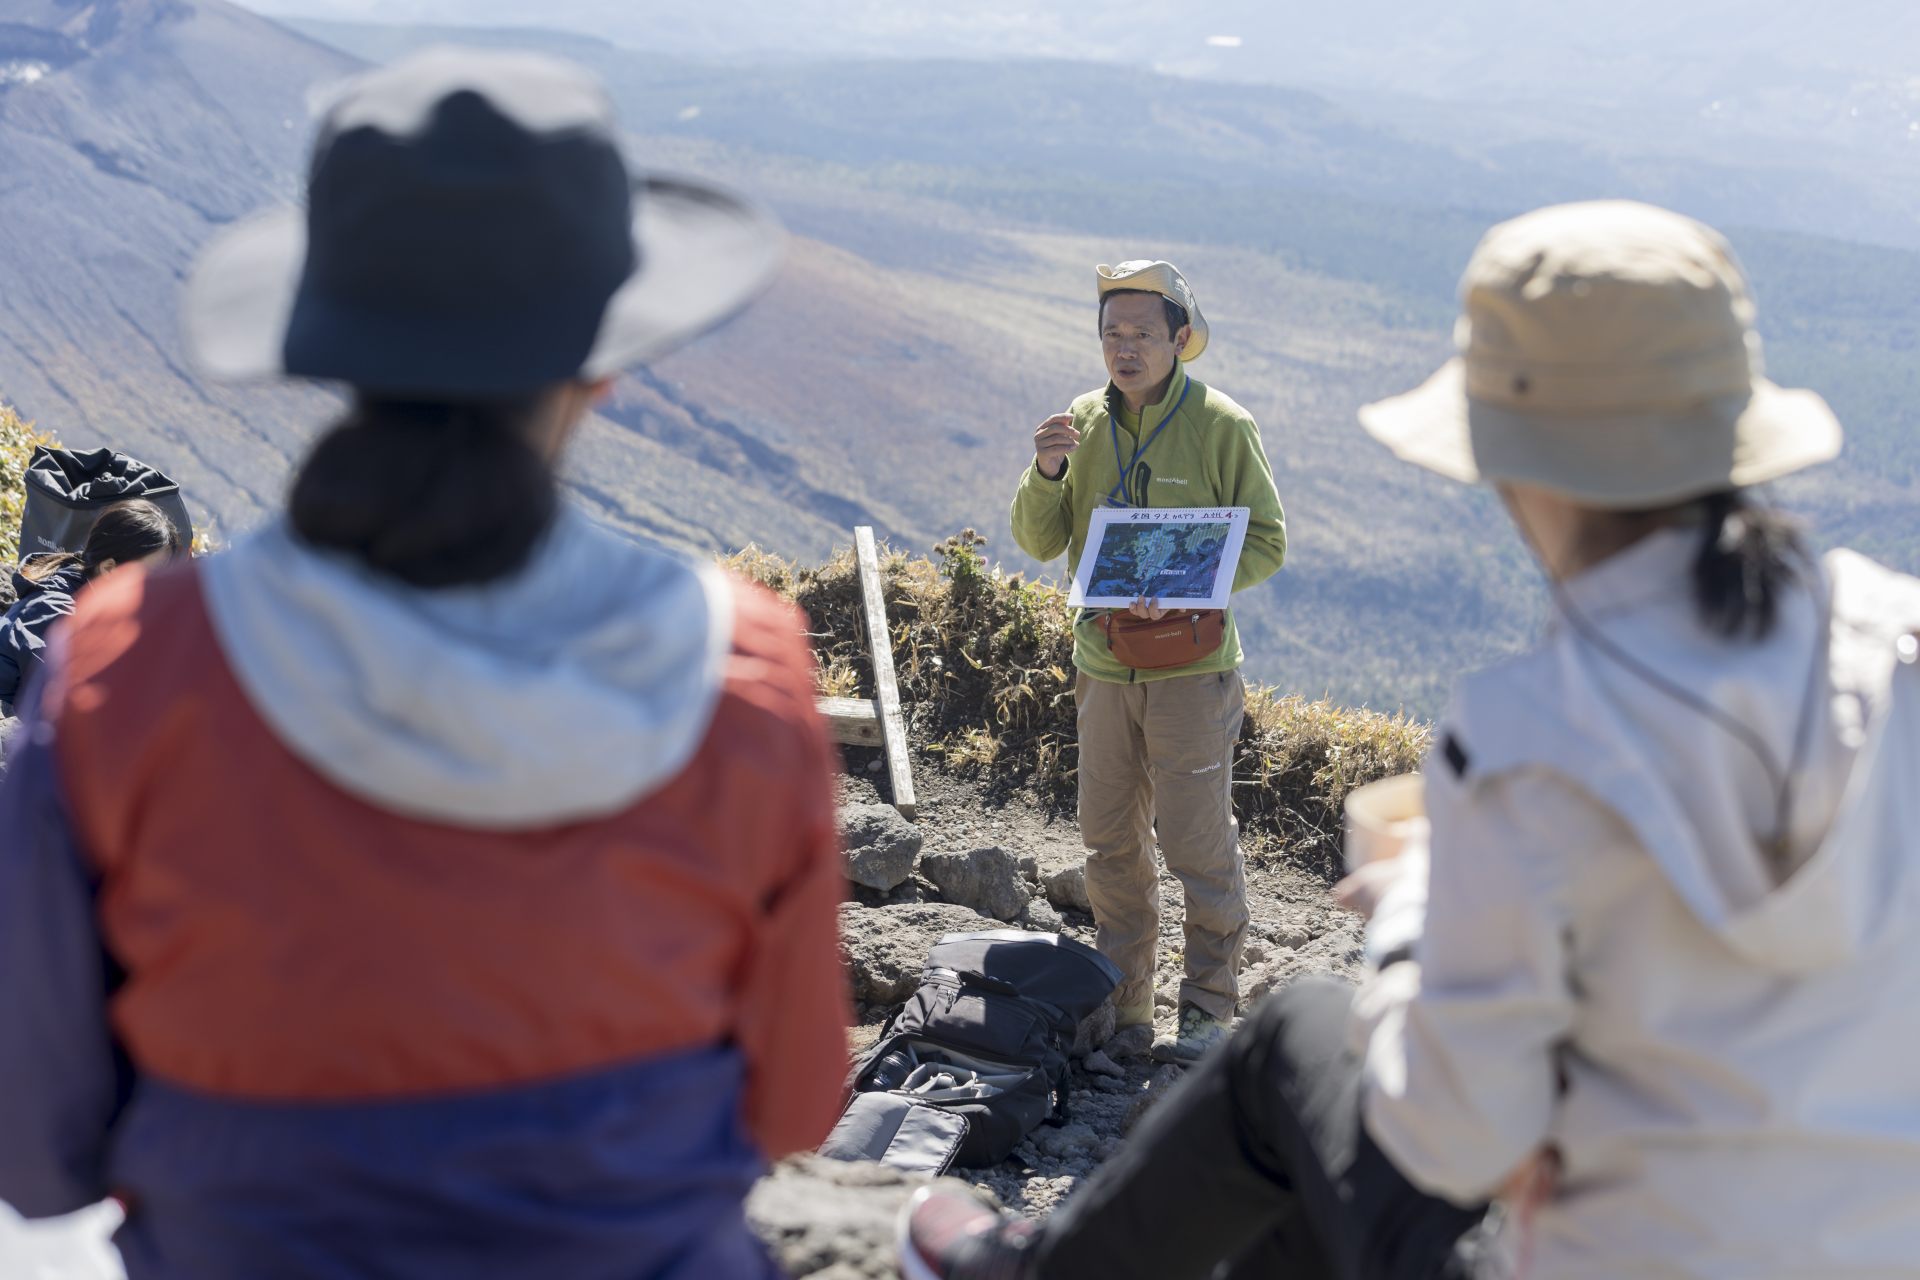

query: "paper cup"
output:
1343 773 1428 873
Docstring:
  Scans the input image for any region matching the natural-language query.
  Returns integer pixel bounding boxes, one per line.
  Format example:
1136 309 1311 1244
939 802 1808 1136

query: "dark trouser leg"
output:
1030 977 1484 1280
1209 1204 1337 1280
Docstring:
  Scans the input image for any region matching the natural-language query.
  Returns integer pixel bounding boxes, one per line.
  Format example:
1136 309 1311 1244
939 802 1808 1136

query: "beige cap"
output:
1359 200 1841 508
1097 259 1209 362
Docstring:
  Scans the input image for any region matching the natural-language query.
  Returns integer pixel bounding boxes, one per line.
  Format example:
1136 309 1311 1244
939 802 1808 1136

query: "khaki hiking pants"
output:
1075 669 1248 1023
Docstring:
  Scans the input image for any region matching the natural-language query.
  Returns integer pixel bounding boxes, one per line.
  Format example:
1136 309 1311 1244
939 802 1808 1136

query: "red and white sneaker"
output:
897 1184 1039 1280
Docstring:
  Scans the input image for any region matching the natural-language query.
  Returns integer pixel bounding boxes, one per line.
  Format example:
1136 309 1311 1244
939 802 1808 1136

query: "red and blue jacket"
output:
0 545 852 1278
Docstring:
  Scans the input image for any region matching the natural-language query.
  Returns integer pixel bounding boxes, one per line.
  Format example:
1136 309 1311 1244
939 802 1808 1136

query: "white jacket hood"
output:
1454 531 1920 976
201 507 734 830
1359 539 1920 1278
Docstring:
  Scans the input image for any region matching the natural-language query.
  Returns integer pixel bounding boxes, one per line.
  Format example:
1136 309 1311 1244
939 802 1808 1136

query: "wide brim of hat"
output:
1357 359 1842 508
182 174 783 387
1178 318 1208 364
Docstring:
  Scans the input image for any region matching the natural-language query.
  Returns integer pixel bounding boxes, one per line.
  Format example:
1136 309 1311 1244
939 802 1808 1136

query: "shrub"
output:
0 400 51 570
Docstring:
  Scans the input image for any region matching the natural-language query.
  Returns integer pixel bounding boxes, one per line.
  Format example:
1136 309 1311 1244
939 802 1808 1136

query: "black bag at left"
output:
19 446 194 557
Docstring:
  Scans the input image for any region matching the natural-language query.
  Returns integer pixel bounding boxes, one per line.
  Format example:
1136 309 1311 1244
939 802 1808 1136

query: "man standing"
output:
1011 261 1287 1063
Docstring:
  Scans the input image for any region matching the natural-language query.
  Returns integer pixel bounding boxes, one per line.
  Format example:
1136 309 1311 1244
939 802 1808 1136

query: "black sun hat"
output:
183 47 781 395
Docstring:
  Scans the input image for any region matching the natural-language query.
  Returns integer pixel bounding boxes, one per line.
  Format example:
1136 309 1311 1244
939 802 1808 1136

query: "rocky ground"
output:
750 745 1362 1277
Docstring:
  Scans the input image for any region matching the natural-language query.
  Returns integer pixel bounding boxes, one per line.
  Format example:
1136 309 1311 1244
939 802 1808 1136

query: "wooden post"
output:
854 526 917 819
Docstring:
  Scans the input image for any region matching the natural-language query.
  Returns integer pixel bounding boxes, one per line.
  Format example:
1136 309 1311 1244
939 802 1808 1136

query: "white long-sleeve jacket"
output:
1357 529 1920 1279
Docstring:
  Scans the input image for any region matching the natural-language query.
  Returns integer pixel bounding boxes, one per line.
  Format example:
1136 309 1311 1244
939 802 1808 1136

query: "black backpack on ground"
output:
19 446 194 557
823 930 1121 1172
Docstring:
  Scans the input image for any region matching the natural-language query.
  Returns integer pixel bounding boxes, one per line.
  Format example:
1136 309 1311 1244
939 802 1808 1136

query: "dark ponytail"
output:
21 498 185 584
289 395 559 589
1690 489 1806 641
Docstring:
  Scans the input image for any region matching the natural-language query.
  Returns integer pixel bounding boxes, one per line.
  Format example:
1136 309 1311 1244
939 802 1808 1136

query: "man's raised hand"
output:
1033 412 1080 479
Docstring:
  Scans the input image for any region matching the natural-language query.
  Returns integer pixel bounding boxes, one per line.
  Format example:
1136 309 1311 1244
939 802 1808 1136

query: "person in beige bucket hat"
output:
903 200 1920 1280
1359 199 1840 506
1009 258 1288 1069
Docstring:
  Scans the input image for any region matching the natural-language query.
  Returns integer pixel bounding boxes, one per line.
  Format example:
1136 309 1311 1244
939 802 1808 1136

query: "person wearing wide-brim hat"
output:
905 201 1920 1280
0 48 852 1279
1011 258 1289 1069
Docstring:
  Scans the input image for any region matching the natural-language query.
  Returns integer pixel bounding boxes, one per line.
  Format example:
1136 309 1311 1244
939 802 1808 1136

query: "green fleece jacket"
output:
1011 364 1288 683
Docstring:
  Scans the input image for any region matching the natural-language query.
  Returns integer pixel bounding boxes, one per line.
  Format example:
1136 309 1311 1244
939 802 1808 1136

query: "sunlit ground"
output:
0 1201 124 1280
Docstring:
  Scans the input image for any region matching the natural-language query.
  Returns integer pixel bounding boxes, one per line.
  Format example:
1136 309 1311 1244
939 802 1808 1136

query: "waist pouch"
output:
1094 608 1225 671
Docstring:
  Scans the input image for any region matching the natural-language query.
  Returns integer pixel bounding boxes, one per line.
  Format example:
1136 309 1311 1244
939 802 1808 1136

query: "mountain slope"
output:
0 0 356 530
0 2 960 556
3 4 1915 716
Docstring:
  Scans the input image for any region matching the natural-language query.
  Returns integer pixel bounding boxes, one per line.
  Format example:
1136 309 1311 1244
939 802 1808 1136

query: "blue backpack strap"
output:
1106 375 1193 508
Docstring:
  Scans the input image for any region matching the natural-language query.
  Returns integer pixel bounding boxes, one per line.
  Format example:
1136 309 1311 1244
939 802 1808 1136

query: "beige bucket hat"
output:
1097 259 1209 362
1359 200 1841 508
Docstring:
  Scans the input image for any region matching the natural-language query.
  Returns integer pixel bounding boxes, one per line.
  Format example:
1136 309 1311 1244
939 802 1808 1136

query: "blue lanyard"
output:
1106 375 1191 508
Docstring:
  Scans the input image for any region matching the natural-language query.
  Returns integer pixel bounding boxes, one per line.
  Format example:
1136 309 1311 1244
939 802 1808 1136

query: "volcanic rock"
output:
838 803 923 892
838 901 993 1004
919 845 1030 923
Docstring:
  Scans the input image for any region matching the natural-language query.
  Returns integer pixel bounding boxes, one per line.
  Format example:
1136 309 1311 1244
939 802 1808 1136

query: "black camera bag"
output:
839 930 1120 1169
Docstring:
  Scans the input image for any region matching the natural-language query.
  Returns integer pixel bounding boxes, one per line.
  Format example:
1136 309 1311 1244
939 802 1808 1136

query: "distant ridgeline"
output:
729 531 1428 880
0 0 190 86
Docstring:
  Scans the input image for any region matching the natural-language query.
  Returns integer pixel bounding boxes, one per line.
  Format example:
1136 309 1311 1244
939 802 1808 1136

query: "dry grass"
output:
0 401 52 570
1233 686 1430 878
726 531 1429 878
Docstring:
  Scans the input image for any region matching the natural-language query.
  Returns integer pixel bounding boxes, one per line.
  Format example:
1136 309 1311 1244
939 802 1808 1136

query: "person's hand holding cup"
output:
1334 773 1427 921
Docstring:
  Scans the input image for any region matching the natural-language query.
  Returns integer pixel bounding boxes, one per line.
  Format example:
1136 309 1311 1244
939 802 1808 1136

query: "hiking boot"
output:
1095 991 1155 1060
1114 994 1155 1029
898 1184 1038 1280
1150 1003 1230 1064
